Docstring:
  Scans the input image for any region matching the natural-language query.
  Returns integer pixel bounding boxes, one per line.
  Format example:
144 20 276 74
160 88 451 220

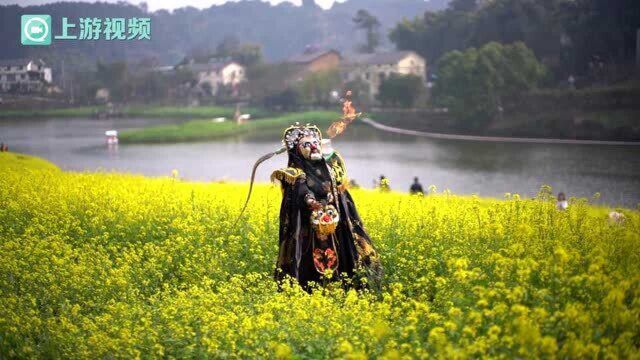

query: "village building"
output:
0 58 52 92
150 65 175 75
288 47 341 74
341 51 427 102
177 58 246 96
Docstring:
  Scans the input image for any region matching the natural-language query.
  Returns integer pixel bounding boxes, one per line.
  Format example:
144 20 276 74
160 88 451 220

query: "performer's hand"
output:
305 193 322 210
310 201 323 211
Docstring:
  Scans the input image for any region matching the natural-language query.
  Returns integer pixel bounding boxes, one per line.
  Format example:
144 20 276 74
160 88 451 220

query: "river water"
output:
1 117 639 208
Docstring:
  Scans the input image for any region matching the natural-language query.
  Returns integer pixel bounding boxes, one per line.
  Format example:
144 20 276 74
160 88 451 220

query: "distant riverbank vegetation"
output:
119 111 339 143
0 105 270 120
373 84 640 141
386 0 640 138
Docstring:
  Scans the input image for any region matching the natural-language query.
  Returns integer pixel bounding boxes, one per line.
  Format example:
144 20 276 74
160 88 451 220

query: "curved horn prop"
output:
231 146 287 229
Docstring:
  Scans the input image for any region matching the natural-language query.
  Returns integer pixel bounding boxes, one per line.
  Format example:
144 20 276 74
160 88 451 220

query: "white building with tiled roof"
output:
0 58 52 92
341 51 426 101
178 58 246 96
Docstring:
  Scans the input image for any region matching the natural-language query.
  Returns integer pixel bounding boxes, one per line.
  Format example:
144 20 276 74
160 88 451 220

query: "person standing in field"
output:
557 192 569 210
272 125 382 290
377 175 391 192
238 124 382 291
409 177 424 195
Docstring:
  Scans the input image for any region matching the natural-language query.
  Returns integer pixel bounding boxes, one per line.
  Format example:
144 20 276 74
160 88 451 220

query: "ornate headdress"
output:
283 123 322 150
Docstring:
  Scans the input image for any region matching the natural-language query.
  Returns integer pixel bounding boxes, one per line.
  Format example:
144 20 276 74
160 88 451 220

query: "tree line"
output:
386 0 640 126
390 0 640 81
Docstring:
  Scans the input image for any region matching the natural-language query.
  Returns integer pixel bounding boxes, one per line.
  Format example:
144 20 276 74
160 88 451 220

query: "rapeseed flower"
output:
0 158 638 358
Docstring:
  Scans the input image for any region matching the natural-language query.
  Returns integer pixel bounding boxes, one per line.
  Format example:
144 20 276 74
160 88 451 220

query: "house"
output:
288 47 341 74
341 51 427 102
0 58 52 92
150 65 175 74
178 58 246 96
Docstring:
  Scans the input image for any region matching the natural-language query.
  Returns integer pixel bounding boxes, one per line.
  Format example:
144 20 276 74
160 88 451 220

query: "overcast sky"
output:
0 0 346 11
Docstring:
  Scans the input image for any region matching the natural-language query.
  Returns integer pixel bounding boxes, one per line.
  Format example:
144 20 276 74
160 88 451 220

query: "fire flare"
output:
326 90 361 138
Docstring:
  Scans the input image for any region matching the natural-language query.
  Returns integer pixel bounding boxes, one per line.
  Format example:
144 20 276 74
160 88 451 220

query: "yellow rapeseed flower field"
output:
0 152 639 358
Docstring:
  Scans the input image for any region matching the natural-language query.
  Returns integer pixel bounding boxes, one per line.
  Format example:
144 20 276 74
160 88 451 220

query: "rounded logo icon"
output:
23 17 49 42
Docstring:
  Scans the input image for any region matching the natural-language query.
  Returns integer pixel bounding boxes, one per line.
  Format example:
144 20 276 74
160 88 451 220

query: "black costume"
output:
270 124 382 289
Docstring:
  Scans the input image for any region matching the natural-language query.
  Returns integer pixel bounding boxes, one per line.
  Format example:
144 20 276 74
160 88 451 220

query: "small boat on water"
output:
105 130 119 145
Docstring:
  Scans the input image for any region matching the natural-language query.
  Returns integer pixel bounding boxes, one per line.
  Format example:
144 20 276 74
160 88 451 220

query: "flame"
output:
326 90 361 138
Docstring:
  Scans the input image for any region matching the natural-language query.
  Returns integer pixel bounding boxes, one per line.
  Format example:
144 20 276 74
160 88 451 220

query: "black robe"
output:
272 151 382 290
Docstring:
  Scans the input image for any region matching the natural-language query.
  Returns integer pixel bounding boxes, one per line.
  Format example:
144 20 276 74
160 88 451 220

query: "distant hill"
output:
0 0 447 71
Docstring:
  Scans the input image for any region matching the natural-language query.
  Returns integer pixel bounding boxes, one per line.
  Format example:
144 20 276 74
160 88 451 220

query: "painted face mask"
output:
297 135 323 161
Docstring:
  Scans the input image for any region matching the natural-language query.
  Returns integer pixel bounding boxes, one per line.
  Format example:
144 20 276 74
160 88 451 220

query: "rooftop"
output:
0 58 45 67
178 57 242 73
288 49 341 64
345 51 421 66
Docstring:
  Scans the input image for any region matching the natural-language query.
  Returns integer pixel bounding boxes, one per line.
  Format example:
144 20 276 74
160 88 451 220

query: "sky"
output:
1 0 346 11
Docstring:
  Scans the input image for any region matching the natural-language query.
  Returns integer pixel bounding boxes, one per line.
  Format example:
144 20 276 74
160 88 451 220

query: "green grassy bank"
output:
0 106 103 118
0 105 270 120
119 111 340 143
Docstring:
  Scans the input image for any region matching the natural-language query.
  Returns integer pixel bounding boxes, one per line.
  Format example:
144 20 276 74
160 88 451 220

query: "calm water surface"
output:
1 117 639 207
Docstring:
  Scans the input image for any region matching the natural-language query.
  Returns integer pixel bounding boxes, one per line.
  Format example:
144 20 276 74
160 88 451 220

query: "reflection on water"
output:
1 117 639 207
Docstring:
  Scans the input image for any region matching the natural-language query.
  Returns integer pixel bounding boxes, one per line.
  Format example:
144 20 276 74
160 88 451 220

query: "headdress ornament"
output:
283 123 322 150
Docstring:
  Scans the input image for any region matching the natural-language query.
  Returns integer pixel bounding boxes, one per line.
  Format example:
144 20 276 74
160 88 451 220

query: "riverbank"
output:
371 86 640 142
0 105 270 119
119 111 340 143
363 118 640 146
4 89 638 142
371 108 640 142
1 153 638 358
0 151 60 172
